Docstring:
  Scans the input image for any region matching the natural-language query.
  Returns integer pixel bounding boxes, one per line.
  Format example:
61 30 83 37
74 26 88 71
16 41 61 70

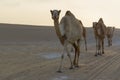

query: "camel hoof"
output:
94 54 98 56
98 53 100 55
69 66 74 69
98 53 102 56
75 65 79 68
102 52 104 54
57 70 63 73
99 54 102 56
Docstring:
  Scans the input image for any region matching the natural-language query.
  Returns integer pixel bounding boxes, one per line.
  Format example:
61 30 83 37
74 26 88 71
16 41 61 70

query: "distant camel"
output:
93 18 106 56
79 20 87 51
106 26 115 47
50 10 83 72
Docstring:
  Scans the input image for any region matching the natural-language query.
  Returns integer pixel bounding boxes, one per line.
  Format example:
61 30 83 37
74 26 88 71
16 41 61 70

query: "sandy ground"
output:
0 23 120 80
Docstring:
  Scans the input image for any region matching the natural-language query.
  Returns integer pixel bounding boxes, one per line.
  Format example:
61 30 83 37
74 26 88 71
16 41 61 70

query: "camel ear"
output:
58 10 61 14
50 10 53 14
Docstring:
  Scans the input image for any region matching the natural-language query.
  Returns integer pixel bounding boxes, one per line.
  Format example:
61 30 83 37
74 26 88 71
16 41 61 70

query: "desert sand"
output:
0 23 120 80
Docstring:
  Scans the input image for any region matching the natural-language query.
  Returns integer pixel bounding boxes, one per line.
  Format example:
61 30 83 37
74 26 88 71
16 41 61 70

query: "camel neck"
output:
54 20 64 45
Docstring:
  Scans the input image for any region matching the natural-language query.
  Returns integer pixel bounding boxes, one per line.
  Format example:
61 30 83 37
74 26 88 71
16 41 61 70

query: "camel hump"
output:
65 10 75 18
65 10 71 15
98 18 106 28
60 11 83 42
97 18 106 37
98 18 104 24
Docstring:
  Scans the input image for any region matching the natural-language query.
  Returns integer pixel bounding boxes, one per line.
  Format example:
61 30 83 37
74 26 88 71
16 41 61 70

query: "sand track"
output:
87 48 120 80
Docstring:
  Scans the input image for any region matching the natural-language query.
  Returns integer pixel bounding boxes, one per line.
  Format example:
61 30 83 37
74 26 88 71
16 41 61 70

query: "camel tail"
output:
83 27 87 51
85 38 87 51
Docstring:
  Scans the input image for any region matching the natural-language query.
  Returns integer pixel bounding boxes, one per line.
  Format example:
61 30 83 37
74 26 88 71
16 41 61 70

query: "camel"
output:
106 26 115 47
50 10 83 72
93 18 106 56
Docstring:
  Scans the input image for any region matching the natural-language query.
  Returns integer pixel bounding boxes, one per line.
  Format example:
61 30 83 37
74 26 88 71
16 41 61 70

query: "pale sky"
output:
0 0 120 27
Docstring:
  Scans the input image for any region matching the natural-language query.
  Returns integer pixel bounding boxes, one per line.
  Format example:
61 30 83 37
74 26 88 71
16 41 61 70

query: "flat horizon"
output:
0 22 120 29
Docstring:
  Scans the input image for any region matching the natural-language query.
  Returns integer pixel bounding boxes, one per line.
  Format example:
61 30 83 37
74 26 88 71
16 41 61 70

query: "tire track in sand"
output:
86 49 120 80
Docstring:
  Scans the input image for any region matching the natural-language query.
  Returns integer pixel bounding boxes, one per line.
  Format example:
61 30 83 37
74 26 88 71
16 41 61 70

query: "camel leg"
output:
66 50 74 69
65 42 74 69
57 48 65 73
57 42 74 72
108 39 110 47
96 39 101 56
102 39 105 54
76 44 80 67
95 38 98 56
84 38 87 51
76 40 80 67
110 38 112 46
83 27 87 51
72 43 78 67
98 40 102 55
108 38 110 47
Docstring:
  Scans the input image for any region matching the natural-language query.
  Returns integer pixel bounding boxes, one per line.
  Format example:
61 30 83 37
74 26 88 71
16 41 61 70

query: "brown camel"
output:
106 26 115 47
93 18 106 56
50 10 83 72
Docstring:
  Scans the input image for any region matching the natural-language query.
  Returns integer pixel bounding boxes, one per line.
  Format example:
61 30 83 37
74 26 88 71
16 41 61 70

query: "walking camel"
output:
106 26 115 47
50 10 83 72
93 18 106 56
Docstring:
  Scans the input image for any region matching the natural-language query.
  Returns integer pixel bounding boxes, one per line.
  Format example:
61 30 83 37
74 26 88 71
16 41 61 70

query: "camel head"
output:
50 10 61 20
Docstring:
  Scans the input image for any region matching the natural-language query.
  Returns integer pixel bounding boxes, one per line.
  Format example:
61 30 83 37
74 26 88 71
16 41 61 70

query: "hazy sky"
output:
0 0 120 27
